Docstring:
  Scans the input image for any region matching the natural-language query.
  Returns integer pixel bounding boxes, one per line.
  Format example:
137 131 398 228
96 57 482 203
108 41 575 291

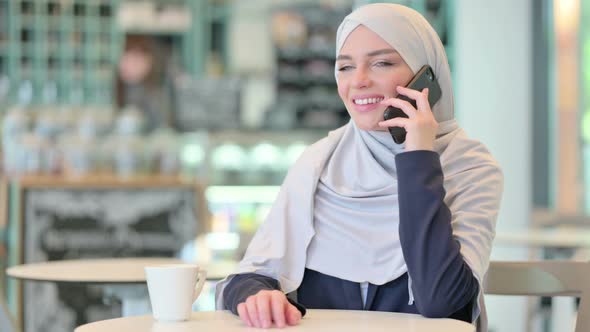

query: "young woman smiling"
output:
216 4 503 332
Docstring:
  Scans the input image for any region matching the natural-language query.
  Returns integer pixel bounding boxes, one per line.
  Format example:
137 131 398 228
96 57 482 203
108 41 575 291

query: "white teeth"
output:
354 97 383 105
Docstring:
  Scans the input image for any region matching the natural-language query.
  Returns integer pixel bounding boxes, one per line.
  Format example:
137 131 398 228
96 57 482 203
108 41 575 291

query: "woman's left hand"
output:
378 86 439 151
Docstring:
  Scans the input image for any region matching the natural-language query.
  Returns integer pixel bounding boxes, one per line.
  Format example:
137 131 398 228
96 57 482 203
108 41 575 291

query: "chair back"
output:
485 261 590 332
0 299 16 332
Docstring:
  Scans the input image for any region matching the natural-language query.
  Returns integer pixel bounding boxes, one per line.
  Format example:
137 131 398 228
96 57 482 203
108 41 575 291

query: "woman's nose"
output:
352 67 371 88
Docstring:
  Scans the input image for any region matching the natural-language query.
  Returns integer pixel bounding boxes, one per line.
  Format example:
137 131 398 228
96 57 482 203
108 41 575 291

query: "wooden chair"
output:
485 261 590 332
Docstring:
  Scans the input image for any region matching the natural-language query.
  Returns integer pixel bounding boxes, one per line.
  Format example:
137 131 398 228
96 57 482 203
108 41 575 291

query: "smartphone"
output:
382 65 442 144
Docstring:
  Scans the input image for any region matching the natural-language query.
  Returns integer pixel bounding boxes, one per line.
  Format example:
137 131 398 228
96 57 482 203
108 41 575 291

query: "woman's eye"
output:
374 61 393 67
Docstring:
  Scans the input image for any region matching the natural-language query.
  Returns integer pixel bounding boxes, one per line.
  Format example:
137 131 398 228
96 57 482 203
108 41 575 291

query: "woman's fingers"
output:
379 117 409 129
395 85 421 100
239 290 301 329
270 291 287 328
380 87 437 150
395 86 431 112
415 88 430 112
237 303 253 327
380 97 416 118
245 295 260 327
286 303 302 326
256 293 273 328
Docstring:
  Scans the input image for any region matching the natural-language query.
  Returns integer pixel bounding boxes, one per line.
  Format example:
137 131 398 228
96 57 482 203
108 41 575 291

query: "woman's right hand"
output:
236 289 302 328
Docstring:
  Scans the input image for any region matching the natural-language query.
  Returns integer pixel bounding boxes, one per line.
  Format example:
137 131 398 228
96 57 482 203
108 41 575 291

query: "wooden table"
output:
495 226 590 248
6 257 236 283
75 309 475 332
7 258 237 328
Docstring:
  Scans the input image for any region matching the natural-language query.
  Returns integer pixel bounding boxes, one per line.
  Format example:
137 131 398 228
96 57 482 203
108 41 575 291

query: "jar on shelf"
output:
146 128 180 175
59 134 98 177
112 135 146 178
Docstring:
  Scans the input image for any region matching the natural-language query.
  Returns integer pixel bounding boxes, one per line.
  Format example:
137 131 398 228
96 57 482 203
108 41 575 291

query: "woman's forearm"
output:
395 150 479 319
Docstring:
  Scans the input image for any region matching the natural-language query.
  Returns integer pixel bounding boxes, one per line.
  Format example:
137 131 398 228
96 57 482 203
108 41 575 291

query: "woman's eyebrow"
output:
367 49 398 57
336 49 398 61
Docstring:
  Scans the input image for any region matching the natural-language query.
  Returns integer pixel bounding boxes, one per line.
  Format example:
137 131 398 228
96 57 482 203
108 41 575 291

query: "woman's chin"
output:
354 120 386 132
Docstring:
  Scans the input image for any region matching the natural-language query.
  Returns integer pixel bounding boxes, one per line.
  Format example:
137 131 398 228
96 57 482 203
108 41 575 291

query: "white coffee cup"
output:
145 264 207 322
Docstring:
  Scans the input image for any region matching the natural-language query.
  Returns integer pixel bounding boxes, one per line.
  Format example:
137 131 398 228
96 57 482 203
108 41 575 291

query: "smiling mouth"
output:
353 97 384 105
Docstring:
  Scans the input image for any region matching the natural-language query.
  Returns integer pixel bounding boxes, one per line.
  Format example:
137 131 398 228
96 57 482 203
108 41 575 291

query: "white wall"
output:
454 0 532 331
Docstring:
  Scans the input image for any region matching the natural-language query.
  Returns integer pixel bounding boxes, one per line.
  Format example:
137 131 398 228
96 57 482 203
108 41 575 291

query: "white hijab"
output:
216 4 502 330
306 123 409 286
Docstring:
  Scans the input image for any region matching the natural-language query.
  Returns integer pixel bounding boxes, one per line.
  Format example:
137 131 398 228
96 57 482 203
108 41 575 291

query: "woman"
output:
115 35 175 132
216 3 502 331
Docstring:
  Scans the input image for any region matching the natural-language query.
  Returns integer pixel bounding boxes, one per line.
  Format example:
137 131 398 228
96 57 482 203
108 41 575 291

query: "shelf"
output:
19 15 35 27
0 0 119 105
276 47 335 61
270 3 347 130
205 185 280 204
9 174 200 189
277 74 336 86
0 0 217 105
20 42 36 55
119 27 189 36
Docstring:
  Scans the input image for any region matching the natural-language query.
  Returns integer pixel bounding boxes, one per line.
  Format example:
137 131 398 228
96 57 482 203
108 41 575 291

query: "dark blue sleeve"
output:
223 273 307 316
395 150 479 319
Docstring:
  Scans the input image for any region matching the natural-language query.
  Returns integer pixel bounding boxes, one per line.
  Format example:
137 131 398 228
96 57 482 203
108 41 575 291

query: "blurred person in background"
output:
216 3 503 332
115 35 176 132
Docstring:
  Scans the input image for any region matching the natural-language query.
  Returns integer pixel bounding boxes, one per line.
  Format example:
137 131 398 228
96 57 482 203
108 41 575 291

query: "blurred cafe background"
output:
0 0 587 331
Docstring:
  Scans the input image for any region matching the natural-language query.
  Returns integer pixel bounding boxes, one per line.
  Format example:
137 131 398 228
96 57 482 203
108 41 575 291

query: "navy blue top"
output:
223 151 479 323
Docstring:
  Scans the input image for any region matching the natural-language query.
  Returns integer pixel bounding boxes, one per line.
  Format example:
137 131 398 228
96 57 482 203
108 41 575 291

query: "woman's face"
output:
119 48 154 84
336 25 414 131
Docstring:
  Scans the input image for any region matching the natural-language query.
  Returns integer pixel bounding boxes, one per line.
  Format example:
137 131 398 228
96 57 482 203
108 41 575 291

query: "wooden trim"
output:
193 179 212 235
11 174 198 189
0 177 7 228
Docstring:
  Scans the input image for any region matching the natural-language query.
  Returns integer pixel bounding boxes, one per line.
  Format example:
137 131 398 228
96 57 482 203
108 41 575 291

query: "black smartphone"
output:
382 65 442 144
